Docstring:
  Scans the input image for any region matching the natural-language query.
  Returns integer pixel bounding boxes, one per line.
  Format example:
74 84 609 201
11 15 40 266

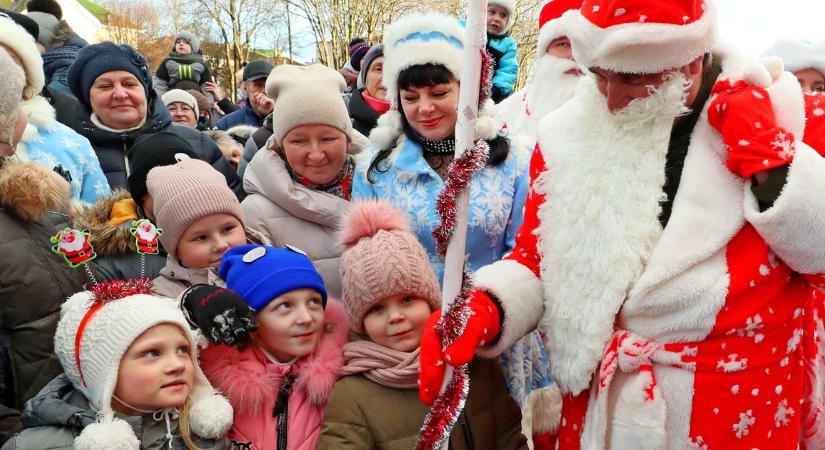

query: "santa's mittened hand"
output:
181 284 258 346
419 310 446 405
708 79 796 179
443 290 501 367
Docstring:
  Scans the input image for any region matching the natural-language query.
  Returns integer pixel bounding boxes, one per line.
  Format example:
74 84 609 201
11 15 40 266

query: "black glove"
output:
181 284 258 346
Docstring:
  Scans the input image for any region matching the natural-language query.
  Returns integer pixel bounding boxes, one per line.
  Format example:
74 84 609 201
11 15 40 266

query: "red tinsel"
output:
416 364 470 450
432 140 490 256
478 49 494 108
91 277 154 303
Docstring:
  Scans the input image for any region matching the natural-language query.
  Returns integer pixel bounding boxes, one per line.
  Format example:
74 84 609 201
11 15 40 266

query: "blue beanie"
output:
67 41 153 110
219 244 327 312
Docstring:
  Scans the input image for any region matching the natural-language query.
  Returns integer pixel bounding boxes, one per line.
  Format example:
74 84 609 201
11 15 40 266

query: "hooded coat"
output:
41 21 87 95
1 375 228 450
0 160 87 441
67 96 243 199
199 299 349 450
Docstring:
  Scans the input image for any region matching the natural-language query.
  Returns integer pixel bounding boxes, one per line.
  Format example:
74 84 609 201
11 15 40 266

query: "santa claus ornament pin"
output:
50 228 97 268
129 219 163 255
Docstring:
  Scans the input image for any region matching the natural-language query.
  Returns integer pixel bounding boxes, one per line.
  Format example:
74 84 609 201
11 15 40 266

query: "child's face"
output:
114 323 194 414
363 294 433 352
176 213 246 269
487 5 509 34
253 288 325 362
175 39 192 54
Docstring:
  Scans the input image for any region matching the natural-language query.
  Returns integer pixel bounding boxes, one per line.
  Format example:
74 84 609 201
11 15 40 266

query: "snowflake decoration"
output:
733 410 755 438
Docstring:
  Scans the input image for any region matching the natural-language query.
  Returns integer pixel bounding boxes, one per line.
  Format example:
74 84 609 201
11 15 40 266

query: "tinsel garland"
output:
91 277 154 303
432 140 490 256
416 41 496 450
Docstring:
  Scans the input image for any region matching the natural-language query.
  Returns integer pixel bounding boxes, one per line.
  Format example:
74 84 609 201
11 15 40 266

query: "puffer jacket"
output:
0 160 86 442
346 88 381 137
241 148 350 298
216 103 262 131
487 33 519 102
67 96 243 198
42 21 87 95
319 357 528 450
72 190 166 281
1 375 229 449
199 299 348 450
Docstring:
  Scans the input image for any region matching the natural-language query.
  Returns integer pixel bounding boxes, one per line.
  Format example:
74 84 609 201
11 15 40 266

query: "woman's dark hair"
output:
368 64 510 183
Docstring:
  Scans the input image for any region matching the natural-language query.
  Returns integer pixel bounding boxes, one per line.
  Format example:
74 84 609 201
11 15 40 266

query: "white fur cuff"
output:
473 259 544 358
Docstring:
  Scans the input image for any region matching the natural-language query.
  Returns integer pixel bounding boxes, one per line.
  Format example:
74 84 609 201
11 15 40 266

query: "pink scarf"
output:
340 340 420 389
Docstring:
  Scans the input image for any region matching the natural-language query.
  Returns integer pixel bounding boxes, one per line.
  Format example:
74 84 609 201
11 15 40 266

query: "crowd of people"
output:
0 0 824 448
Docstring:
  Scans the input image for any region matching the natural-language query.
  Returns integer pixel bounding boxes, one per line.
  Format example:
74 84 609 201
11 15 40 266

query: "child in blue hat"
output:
197 244 348 450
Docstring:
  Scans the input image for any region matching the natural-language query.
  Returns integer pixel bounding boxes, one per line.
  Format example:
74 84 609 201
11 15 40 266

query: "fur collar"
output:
199 299 349 415
0 159 71 222
71 190 139 257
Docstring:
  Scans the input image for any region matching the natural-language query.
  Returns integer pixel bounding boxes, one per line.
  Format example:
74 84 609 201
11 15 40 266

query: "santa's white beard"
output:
60 235 85 252
534 73 692 395
136 227 155 240
526 55 581 121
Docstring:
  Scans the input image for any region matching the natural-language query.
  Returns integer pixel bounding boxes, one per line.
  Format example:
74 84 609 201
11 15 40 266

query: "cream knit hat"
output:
146 158 244 259
161 89 200 118
54 288 233 449
0 47 25 148
339 200 441 333
265 64 353 145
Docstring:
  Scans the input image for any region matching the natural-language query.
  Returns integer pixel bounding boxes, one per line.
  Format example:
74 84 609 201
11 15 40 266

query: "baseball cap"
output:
243 60 274 81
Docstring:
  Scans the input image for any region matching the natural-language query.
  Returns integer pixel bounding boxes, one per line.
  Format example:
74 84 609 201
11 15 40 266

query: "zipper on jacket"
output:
460 410 476 450
122 135 130 177
273 373 296 450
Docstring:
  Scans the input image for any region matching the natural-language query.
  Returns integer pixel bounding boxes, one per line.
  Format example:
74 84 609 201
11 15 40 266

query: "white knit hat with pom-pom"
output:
338 200 441 333
54 285 233 449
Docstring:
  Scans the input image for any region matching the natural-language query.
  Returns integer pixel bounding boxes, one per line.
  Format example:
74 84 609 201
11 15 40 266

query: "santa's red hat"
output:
569 0 717 73
537 0 583 56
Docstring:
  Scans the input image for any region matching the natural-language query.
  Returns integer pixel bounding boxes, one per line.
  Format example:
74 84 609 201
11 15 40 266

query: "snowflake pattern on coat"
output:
353 137 553 405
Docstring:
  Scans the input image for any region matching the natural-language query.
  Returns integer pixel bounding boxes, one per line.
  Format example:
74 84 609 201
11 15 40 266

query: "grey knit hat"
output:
175 31 200 54
357 44 384 89
25 11 58 49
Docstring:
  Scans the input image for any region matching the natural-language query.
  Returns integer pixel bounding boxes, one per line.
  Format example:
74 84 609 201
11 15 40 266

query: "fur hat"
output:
220 244 328 311
68 42 154 110
174 31 200 54
488 0 516 34
25 0 62 19
161 89 200 118
568 0 717 74
537 0 582 55
25 11 59 49
339 200 441 333
764 39 825 79
146 158 244 259
0 47 26 149
54 288 233 449
266 64 353 145
225 125 257 146
0 14 44 100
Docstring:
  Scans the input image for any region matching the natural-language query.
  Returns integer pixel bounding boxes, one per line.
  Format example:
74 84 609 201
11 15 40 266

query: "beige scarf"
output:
340 340 420 389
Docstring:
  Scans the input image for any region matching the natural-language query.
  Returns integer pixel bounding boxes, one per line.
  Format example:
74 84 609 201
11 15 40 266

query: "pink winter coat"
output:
199 299 349 450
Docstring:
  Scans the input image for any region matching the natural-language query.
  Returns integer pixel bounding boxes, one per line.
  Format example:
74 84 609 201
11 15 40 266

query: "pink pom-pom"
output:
339 200 410 248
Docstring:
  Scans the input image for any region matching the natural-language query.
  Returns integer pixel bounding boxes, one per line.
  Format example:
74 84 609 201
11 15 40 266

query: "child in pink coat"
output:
197 244 348 450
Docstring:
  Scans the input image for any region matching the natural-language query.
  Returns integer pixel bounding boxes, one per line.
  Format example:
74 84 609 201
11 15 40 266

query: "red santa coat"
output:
472 50 825 450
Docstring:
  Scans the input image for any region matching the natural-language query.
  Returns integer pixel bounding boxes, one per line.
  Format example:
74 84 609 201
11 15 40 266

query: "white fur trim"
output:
73 418 140 450
488 0 515 34
0 17 45 100
20 95 56 129
537 10 578 57
569 2 717 73
476 114 498 141
382 13 464 106
763 39 825 79
744 143 825 274
760 56 785 84
368 109 403 150
528 383 562 434
473 259 543 358
189 390 234 439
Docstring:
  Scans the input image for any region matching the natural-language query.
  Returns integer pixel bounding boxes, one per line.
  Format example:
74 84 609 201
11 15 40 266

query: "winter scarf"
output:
168 51 205 65
287 155 354 201
362 92 391 115
340 340 420 389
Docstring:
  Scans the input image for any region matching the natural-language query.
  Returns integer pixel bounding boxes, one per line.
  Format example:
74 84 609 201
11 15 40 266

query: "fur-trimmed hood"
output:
199 298 349 415
0 159 71 222
71 189 139 257
225 125 258 145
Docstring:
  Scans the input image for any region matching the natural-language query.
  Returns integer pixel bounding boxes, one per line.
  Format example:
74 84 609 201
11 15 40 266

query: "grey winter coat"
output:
2 375 229 450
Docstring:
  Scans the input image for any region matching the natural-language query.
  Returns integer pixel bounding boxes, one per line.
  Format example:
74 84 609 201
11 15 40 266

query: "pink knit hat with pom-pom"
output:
339 200 441 333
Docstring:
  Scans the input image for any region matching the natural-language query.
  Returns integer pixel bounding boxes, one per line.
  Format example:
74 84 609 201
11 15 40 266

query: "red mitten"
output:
443 290 501 367
419 310 447 405
708 79 796 179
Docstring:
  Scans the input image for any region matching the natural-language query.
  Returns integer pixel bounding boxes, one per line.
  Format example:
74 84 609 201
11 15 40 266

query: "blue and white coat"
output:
353 136 553 425
18 97 109 204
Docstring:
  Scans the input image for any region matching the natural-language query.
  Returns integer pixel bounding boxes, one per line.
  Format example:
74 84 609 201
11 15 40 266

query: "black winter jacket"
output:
346 88 381 137
67 98 244 199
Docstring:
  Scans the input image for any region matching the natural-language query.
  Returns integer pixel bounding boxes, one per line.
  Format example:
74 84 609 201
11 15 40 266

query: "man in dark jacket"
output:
216 60 274 131
65 42 244 199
